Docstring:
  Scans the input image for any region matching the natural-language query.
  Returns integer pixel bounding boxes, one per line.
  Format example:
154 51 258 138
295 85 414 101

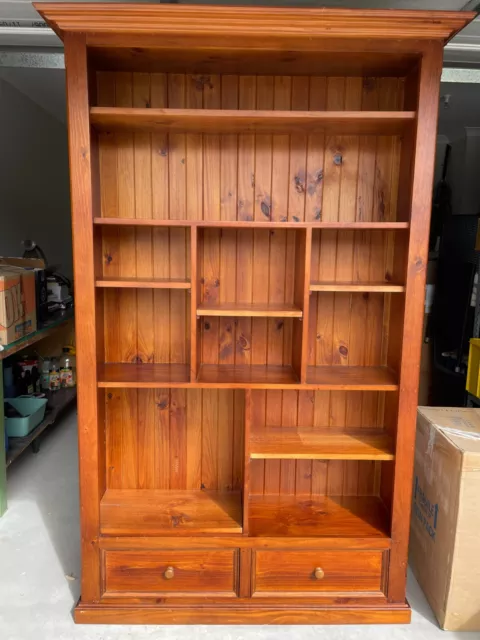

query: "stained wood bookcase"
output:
37 3 474 626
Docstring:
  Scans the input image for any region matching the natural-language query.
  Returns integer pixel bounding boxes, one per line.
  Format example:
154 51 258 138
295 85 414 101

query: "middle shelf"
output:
97 363 398 389
250 427 395 461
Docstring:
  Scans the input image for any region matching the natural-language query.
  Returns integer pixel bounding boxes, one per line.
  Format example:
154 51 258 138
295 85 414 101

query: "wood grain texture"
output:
310 281 404 292
104 549 237 596
306 366 398 389
63 32 103 602
100 490 242 535
98 535 392 551
253 549 384 594
197 365 298 387
90 107 416 135
96 277 191 289
74 603 411 624
388 43 444 603
35 4 474 43
249 495 389 538
250 428 394 460
197 303 302 318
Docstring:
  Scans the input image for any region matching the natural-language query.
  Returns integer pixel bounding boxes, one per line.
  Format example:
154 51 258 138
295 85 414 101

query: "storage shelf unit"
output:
37 1 474 626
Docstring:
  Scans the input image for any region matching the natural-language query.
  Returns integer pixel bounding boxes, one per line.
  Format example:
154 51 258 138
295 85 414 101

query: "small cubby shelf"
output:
250 427 395 461
90 107 416 135
100 489 243 536
306 365 398 390
310 281 405 293
248 495 390 538
96 277 191 289
98 363 191 387
197 303 302 318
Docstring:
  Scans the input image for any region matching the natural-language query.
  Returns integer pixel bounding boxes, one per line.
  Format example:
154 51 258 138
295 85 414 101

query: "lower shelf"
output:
100 489 243 536
248 495 390 538
6 388 77 466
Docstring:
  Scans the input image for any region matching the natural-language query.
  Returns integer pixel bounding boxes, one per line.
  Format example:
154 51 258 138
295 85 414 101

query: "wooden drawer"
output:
253 550 386 596
103 549 238 597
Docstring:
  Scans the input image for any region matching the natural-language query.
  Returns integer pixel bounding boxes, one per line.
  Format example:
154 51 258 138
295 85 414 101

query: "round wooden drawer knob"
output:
164 566 175 580
314 567 325 580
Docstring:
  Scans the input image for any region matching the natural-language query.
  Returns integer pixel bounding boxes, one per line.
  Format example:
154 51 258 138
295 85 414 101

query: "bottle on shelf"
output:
49 358 61 391
60 346 76 388
41 359 51 391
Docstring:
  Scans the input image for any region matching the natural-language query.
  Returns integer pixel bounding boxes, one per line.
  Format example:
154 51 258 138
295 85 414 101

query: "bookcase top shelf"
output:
90 107 416 135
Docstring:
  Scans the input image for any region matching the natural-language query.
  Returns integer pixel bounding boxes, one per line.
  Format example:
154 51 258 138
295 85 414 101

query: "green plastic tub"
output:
4 397 48 438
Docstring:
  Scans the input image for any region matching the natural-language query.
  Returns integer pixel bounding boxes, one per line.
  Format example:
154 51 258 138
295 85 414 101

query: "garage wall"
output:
0 77 72 277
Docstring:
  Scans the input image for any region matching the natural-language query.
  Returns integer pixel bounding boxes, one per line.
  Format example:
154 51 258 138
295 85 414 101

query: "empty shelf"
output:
310 281 405 293
249 495 390 538
250 427 395 460
197 364 299 388
90 107 416 135
100 489 242 536
93 217 410 230
306 366 398 390
96 277 191 289
197 302 302 318
98 363 190 387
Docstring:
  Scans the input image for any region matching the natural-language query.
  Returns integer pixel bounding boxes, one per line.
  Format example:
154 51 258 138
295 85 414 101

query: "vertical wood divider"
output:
292 227 312 383
243 389 252 535
190 224 199 380
64 32 103 602
388 41 443 603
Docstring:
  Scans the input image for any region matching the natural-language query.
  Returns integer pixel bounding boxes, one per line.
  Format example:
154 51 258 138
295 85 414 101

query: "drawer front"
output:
104 549 238 597
254 550 385 595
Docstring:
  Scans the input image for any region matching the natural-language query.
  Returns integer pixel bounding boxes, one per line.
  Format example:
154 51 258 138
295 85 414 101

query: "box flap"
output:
418 407 480 455
0 257 45 269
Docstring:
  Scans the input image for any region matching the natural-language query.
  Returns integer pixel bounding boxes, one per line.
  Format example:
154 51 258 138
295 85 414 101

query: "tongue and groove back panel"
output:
98 71 403 501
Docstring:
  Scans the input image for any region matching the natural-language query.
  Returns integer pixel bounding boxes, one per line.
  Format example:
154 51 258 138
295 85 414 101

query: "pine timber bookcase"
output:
36 3 474 626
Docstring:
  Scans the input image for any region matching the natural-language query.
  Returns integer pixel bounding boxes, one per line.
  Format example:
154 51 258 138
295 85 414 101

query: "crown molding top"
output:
34 4 475 45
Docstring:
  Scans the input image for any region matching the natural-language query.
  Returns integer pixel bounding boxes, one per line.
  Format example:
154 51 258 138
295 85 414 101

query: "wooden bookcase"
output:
36 3 474 626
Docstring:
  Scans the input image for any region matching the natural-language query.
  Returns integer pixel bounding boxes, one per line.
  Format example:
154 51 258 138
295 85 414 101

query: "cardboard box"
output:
0 257 48 328
0 265 37 346
410 407 480 631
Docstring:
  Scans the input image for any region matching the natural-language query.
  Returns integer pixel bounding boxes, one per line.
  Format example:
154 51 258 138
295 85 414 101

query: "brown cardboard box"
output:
410 407 480 631
0 265 37 346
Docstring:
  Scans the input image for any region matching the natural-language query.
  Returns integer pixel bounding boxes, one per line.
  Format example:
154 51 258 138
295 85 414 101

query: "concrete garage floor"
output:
0 411 477 640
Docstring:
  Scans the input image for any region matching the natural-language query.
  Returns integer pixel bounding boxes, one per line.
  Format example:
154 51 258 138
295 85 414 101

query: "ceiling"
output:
1 0 480 128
